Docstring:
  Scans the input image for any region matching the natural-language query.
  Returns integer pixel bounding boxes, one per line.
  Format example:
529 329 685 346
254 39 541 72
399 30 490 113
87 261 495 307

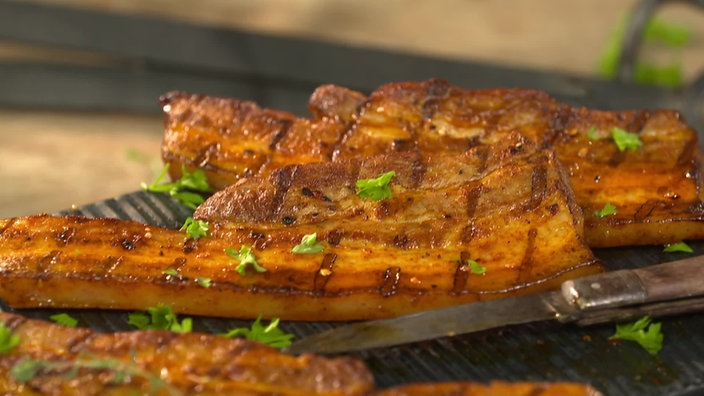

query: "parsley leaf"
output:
141 164 212 209
221 316 294 349
586 126 599 140
163 268 179 277
609 316 664 355
128 304 192 333
196 277 212 288
611 127 642 151
226 245 266 276
594 202 617 219
0 322 20 354
49 313 78 328
291 233 325 254
180 217 209 240
663 241 693 253
467 259 487 275
356 171 396 201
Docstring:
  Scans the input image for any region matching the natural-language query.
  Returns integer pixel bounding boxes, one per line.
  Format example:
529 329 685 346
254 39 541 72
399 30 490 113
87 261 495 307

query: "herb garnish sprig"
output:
141 164 212 209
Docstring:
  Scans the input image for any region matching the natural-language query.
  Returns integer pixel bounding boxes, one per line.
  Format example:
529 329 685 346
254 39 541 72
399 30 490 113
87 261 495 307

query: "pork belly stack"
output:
161 79 704 247
0 136 600 320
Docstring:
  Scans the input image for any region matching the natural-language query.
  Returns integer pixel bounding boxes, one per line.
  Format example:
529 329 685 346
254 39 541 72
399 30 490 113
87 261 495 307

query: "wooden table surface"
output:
2 0 703 217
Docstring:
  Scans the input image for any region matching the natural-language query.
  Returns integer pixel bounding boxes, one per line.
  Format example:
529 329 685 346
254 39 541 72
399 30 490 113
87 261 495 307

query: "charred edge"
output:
37 250 61 279
465 182 485 219
515 228 538 286
329 96 369 161
452 253 471 295
183 238 199 254
268 119 293 150
527 159 548 211
314 253 337 293
379 266 402 297
271 165 300 220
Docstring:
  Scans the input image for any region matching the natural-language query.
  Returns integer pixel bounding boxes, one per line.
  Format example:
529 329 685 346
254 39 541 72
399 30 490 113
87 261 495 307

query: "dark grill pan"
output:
2 190 701 395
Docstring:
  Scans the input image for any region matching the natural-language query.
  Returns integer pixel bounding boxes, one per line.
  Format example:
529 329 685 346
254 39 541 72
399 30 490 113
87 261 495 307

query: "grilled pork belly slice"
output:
0 312 374 395
0 139 601 320
161 79 704 247
374 381 602 396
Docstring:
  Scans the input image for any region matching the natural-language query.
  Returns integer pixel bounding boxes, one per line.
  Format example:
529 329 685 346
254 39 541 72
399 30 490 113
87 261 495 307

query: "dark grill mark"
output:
452 252 471 294
171 257 188 271
326 230 343 246
194 142 221 168
182 238 199 254
314 253 337 293
474 145 491 175
465 182 484 219
391 138 413 151
380 266 402 297
100 256 124 276
634 199 660 221
608 149 627 168
392 234 410 249
56 227 76 246
515 228 538 286
407 156 427 189
4 315 27 331
282 216 296 225
268 119 293 150
421 79 451 121
526 160 548 211
270 165 299 216
329 95 369 161
626 110 649 134
67 333 94 354
37 250 61 278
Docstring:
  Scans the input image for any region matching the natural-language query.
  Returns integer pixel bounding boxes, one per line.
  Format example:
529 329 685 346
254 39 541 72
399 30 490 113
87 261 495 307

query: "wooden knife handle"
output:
561 254 704 311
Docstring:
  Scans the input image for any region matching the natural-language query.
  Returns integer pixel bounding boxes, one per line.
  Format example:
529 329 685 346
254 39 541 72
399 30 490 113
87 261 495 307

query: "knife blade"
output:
286 254 704 354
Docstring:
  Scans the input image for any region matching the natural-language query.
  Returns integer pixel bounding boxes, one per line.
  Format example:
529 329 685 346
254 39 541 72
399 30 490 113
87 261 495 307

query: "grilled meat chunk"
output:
0 137 601 321
161 79 704 247
0 312 373 395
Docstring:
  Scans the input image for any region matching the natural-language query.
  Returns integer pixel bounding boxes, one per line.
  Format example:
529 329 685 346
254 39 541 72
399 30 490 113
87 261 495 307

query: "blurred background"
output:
1 0 703 217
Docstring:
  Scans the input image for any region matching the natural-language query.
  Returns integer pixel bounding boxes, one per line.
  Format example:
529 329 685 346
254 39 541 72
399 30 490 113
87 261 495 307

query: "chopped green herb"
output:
586 126 599 140
141 164 212 209
221 316 294 349
226 245 266 276
291 233 325 254
180 217 209 240
356 171 396 201
611 127 642 151
609 316 663 355
0 322 20 354
594 202 617 219
128 304 192 333
467 259 487 275
163 268 179 277
663 241 693 253
10 354 180 394
196 277 212 288
49 313 78 328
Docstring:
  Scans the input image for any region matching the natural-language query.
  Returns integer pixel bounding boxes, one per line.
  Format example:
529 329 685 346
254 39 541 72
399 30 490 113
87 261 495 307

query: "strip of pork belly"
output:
161 79 704 248
375 381 602 396
0 138 601 321
0 312 373 395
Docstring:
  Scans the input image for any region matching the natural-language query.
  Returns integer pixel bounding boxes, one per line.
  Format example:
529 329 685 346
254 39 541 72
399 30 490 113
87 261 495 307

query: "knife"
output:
286 254 704 354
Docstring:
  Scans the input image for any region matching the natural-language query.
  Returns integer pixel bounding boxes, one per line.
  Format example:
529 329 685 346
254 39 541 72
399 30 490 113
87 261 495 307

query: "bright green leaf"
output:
609 316 664 355
356 171 396 201
291 233 325 254
226 246 266 276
